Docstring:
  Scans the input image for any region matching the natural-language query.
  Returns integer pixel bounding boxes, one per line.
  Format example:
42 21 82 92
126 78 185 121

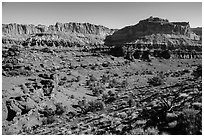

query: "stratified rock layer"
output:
105 17 201 46
2 22 115 46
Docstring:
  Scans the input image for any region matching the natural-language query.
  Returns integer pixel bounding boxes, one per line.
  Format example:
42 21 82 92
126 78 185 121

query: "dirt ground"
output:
2 46 202 135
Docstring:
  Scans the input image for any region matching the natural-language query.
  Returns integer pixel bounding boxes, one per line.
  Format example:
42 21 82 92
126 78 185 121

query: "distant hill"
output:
105 16 201 46
2 17 201 47
2 22 116 46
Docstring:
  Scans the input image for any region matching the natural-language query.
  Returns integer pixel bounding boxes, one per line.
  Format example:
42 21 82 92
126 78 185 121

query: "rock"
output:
179 93 189 98
20 84 29 94
25 97 38 110
192 102 202 110
26 115 42 130
38 99 57 115
30 88 44 103
168 120 178 128
131 112 139 119
135 120 147 125
9 87 25 98
166 113 178 122
2 100 8 121
191 27 202 37
119 112 127 119
4 122 23 134
4 110 42 135
105 16 200 47
3 22 115 46
116 124 126 132
102 61 110 67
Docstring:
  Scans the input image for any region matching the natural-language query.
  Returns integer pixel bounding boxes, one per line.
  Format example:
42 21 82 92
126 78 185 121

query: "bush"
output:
192 65 202 78
86 74 97 86
92 86 105 96
86 100 105 112
160 50 171 59
42 116 56 125
39 105 55 117
78 100 105 114
147 76 163 86
176 109 202 135
101 92 117 104
109 79 120 88
101 74 110 84
109 46 126 57
121 80 128 88
75 76 81 82
55 103 66 115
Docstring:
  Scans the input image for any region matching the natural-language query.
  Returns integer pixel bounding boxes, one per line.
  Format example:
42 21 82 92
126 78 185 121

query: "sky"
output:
2 2 202 29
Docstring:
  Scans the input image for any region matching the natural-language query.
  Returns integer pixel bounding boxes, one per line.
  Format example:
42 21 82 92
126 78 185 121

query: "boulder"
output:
2 100 8 121
166 113 178 122
192 102 202 110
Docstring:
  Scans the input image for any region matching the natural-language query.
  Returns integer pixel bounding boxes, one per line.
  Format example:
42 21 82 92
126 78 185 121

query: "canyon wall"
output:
105 17 201 46
2 22 115 46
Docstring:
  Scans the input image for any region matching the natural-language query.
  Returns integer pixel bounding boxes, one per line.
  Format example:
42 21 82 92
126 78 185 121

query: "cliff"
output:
191 27 202 37
105 16 201 46
2 22 115 46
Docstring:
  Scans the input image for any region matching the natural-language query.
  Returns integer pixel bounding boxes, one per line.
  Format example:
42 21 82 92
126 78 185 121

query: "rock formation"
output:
191 27 202 40
2 22 115 46
105 16 201 46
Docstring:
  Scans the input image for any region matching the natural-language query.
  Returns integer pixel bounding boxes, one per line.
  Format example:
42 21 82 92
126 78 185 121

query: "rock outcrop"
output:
2 22 115 46
191 27 202 38
105 16 201 46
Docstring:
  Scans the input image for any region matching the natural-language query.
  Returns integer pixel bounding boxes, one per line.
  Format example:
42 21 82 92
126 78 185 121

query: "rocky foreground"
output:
2 44 202 135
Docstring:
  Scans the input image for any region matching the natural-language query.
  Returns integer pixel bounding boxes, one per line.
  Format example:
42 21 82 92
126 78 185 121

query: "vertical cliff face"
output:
48 22 114 37
2 22 115 46
2 23 46 35
2 22 114 36
105 17 200 46
191 27 202 38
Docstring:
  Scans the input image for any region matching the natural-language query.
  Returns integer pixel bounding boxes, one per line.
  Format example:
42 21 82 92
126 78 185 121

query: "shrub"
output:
42 116 56 125
19 69 33 76
75 76 81 82
101 92 117 104
91 85 105 96
55 103 66 115
86 100 105 112
147 76 163 86
86 74 97 86
109 79 120 88
121 80 128 88
78 100 105 114
101 74 110 84
89 74 98 82
39 105 55 117
109 46 126 57
192 65 202 78
176 109 202 135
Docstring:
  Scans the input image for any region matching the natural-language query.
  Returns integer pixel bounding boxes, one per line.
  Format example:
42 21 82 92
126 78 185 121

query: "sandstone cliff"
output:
105 17 201 46
191 27 202 37
2 22 115 46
